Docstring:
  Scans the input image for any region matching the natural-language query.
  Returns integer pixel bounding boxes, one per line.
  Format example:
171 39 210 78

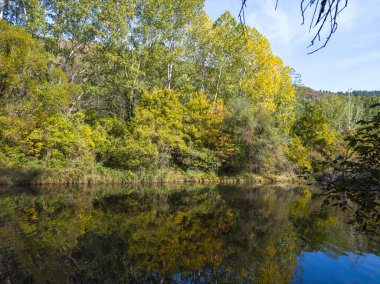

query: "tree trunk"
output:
167 61 173 90
200 67 205 92
213 67 222 103
20 0 28 23
0 0 6 20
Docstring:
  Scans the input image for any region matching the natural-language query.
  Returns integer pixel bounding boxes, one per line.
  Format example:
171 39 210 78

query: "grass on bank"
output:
0 166 299 185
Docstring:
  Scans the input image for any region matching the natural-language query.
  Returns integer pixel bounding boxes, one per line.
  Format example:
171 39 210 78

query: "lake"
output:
0 184 379 283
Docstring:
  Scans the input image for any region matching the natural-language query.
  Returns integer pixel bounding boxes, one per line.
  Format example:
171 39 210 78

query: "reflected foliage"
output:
0 184 378 283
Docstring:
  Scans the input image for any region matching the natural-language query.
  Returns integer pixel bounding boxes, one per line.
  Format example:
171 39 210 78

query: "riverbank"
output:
0 166 301 186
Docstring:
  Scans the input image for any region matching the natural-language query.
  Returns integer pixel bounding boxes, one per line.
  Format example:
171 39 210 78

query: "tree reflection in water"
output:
0 184 378 283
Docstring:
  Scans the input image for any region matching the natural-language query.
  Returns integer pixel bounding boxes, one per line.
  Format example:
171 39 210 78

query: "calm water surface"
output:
0 184 379 283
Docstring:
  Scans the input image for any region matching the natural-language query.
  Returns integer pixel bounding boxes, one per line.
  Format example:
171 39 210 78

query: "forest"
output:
0 0 379 184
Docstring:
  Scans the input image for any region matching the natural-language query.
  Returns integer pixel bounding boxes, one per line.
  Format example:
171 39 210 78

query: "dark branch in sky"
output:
240 0 349 54
239 0 247 25
302 0 348 54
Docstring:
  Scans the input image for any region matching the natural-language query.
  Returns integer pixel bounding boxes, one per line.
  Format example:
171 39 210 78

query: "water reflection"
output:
0 184 379 283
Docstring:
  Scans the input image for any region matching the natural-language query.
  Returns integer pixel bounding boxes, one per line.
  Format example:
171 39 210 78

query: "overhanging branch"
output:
239 0 349 54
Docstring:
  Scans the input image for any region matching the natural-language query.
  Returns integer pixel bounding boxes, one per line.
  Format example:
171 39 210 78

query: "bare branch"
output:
239 0 349 54
302 0 348 53
239 0 247 26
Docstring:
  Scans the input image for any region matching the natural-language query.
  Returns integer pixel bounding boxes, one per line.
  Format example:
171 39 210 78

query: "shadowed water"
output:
0 184 379 283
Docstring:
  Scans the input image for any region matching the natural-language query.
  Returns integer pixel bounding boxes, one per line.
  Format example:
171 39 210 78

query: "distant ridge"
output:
340 90 380 97
295 86 332 99
296 86 380 99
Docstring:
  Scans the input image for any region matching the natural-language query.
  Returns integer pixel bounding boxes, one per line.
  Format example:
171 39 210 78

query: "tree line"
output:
0 0 378 182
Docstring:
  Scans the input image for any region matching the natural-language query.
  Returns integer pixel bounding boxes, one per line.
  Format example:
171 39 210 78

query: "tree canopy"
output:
0 0 378 184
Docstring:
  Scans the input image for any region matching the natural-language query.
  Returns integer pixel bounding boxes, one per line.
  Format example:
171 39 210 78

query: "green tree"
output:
0 0 45 34
292 103 336 151
133 0 204 90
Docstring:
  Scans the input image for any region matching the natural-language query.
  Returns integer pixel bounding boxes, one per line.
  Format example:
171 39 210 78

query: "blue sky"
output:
204 0 380 92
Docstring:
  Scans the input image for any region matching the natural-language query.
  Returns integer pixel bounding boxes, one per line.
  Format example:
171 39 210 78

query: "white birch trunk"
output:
167 61 173 90
213 67 222 103
0 1 3 20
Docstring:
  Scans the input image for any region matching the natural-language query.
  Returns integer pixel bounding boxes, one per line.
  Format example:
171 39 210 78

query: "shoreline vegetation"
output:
0 167 300 186
0 2 379 190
